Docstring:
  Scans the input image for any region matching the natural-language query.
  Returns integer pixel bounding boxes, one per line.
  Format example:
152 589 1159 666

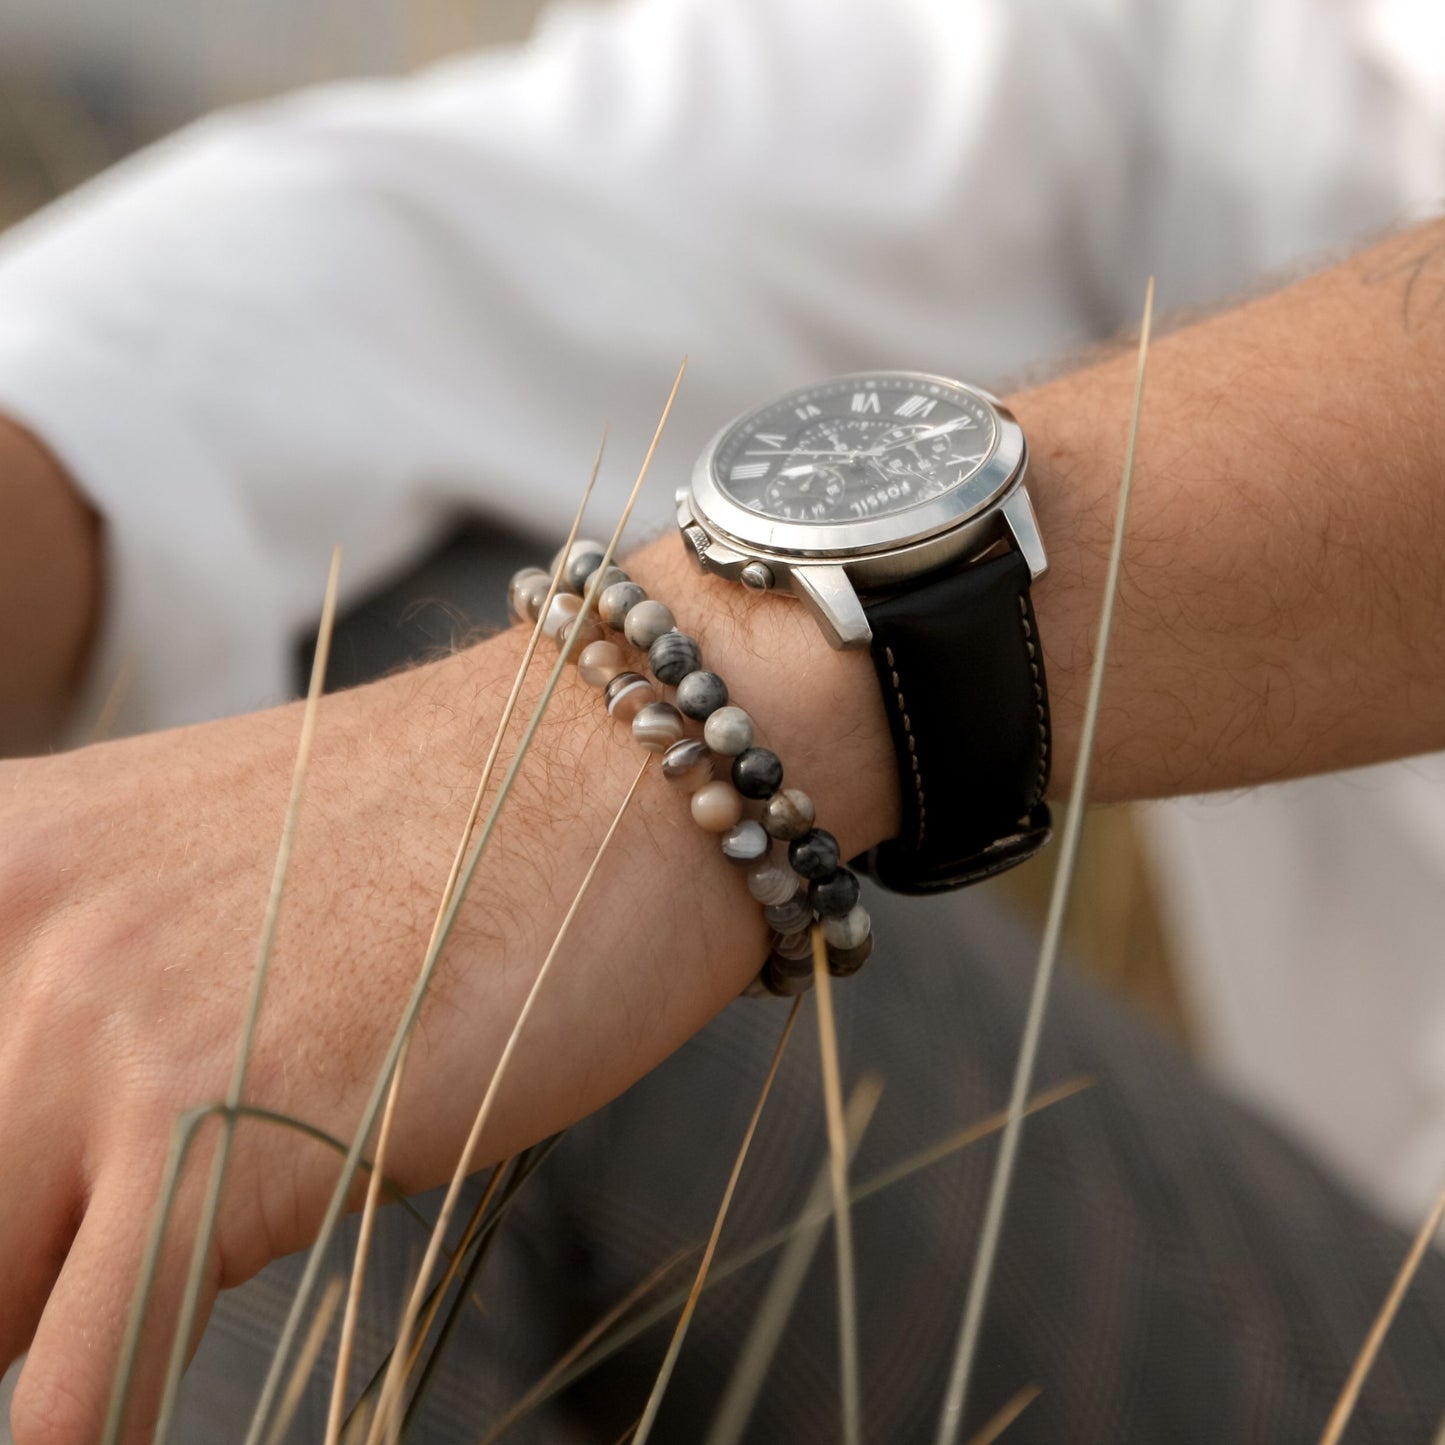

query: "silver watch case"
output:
677 373 1048 648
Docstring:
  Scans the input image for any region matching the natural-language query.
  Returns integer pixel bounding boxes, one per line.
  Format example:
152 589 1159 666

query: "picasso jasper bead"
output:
827 934 874 978
577 640 627 689
600 580 647 630
583 563 629 597
732 747 783 800
565 547 607 594
649 631 701 687
762 787 815 841
704 705 753 756
788 828 840 880
551 538 607 590
746 856 800 906
809 867 861 918
661 738 713 790
821 903 871 950
690 779 744 832
631 701 686 752
604 671 656 723
721 820 769 866
763 890 813 935
624 599 676 650
675 670 728 721
508 567 550 624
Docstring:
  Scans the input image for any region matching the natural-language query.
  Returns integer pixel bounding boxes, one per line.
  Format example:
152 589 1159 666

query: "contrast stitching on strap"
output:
1017 596 1049 807
883 645 926 847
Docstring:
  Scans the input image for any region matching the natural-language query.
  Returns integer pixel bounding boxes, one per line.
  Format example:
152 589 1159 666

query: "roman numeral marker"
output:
851 391 881 413
754 432 787 447
894 395 938 418
794 404 822 420
729 462 770 480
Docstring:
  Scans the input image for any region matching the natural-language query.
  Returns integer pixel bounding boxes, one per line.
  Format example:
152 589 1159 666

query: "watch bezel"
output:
691 371 1026 559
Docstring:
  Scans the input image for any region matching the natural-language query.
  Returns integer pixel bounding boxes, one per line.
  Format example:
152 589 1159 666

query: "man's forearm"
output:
1012 220 1445 802
0 417 101 754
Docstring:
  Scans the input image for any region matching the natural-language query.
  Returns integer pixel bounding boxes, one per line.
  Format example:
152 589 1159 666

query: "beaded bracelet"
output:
508 542 874 997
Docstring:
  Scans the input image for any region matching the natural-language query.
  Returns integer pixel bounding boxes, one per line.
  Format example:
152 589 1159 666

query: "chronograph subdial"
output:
761 462 849 520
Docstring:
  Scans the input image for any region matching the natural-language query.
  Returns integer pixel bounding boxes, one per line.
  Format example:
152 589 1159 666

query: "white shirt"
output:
0 0 1442 1221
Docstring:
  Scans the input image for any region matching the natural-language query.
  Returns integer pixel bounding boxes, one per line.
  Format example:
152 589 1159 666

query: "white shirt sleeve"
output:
0 0 1145 734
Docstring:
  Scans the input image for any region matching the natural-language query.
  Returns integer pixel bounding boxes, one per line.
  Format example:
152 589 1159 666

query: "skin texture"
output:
0 219 1443 1441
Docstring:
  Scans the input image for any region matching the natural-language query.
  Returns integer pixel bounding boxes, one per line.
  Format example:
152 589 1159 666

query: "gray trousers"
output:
85 526 1445 1441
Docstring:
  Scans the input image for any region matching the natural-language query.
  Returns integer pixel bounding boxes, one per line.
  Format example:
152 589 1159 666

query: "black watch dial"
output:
712 375 998 525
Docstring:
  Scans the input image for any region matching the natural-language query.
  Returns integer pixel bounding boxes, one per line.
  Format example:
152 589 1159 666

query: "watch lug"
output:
1001 487 1048 581
791 565 872 649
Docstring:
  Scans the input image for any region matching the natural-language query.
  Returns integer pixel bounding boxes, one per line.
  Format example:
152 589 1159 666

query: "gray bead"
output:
600 581 647 630
565 548 606 594
676 670 728 720
788 828 840 880
762 787 815 840
649 631 702 687
809 867 860 918
624 599 676 650
822 903 871 950
550 538 606 591
704 705 754 756
721 820 769 866
763 890 813 934
583 563 629 597
732 747 783 800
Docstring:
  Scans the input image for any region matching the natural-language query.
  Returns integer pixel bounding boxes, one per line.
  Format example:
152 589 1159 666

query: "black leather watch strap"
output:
855 548 1051 894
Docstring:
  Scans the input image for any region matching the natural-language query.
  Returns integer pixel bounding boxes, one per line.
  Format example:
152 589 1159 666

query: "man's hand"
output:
0 540 895 1444
0 418 102 755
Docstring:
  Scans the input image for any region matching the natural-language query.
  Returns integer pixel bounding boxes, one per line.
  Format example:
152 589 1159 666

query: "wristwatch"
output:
676 371 1052 894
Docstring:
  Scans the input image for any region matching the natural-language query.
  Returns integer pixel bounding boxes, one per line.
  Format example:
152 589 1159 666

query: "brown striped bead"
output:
632 701 686 752
661 738 714 791
604 671 655 723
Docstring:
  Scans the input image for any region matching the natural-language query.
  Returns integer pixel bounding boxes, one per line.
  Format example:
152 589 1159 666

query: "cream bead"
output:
690 780 744 833
578 640 626 689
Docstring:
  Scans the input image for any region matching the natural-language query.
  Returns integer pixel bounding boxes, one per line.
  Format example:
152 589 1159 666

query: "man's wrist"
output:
621 533 902 865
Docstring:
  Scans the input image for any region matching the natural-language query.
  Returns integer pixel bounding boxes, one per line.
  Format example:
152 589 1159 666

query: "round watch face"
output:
711 375 999 526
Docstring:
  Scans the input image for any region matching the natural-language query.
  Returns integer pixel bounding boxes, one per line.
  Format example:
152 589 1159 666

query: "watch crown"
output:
740 561 775 591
